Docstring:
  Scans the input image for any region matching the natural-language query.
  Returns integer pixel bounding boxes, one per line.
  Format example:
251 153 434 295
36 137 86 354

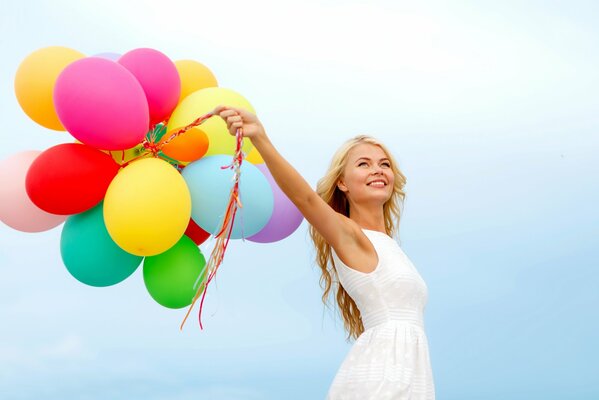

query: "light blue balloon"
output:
182 155 274 239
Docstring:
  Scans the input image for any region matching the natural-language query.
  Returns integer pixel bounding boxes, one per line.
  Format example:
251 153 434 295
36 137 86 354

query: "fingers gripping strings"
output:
112 106 245 330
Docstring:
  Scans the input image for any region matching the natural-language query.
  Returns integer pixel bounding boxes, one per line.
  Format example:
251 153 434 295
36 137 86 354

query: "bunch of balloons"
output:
1 46 303 316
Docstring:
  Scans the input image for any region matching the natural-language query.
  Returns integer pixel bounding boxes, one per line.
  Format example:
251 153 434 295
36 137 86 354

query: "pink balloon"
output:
118 48 181 125
54 57 150 150
247 163 304 243
0 151 66 232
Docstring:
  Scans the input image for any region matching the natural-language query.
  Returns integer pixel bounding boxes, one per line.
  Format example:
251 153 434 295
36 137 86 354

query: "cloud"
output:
40 334 97 360
0 333 97 379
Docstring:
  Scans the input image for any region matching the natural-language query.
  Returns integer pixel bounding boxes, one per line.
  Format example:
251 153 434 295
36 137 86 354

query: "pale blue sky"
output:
1 1 598 399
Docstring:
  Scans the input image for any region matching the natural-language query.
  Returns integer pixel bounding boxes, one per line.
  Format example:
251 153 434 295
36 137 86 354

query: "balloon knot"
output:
143 141 160 156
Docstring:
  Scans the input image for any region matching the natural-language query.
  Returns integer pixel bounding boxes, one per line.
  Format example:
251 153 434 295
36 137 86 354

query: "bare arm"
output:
214 106 357 249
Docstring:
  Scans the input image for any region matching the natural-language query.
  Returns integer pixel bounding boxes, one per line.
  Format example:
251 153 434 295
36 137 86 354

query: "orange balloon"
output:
159 127 209 162
174 60 218 104
15 46 85 130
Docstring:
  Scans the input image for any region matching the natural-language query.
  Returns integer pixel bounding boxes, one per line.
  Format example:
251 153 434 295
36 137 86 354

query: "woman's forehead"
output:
348 143 387 160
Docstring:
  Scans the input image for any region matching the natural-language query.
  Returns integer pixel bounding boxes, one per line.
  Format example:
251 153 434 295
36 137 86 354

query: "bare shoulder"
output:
329 216 379 274
301 193 378 273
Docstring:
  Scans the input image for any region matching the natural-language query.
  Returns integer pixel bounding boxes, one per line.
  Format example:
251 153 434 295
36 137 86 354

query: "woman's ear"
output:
337 179 348 192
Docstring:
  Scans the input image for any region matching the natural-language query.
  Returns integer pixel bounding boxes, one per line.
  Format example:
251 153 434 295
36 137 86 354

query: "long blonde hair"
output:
308 135 407 340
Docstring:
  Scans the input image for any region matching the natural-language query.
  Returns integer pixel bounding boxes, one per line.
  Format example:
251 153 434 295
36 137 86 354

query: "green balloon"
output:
143 235 207 309
60 202 143 287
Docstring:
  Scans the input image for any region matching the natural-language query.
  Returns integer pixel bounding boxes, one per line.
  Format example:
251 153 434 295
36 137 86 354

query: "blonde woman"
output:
215 106 435 400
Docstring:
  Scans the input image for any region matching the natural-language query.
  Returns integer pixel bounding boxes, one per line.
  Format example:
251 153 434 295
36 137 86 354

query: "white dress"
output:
326 228 436 400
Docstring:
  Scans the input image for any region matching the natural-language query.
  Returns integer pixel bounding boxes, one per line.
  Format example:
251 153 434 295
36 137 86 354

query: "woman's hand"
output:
213 105 266 141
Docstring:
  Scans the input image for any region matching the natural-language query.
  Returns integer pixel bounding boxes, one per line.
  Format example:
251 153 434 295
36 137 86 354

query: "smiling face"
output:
337 143 395 207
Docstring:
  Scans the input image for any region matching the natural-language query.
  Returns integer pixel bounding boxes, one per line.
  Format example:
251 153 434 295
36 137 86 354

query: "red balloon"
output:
185 218 210 245
26 143 120 215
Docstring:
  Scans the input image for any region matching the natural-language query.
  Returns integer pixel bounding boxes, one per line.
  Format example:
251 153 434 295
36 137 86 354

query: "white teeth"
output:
368 181 386 187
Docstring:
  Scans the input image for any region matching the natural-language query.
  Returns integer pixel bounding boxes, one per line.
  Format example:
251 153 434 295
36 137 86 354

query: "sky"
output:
1 1 598 399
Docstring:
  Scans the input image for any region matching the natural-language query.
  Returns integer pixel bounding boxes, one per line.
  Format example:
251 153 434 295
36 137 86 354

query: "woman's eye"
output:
382 162 391 167
358 162 368 167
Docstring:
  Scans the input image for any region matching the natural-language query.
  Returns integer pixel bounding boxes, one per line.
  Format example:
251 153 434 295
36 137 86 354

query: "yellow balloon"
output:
246 146 264 164
167 87 255 157
14 46 85 131
174 60 218 103
107 145 146 164
95 143 146 164
104 158 191 256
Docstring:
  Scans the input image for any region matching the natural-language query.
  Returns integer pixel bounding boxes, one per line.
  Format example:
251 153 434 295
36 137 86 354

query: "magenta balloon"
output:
54 57 149 150
118 48 181 125
0 151 66 232
247 163 304 243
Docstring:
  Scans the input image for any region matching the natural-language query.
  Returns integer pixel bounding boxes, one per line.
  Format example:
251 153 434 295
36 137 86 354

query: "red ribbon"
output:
113 109 245 331
180 126 245 330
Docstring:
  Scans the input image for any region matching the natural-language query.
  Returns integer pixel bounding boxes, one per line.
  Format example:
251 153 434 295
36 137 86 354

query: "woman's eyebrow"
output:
355 157 390 162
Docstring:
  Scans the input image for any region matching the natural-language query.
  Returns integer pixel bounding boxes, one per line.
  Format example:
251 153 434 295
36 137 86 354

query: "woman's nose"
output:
371 165 383 174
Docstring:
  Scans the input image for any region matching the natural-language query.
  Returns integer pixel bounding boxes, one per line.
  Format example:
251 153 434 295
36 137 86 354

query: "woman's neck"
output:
348 203 386 232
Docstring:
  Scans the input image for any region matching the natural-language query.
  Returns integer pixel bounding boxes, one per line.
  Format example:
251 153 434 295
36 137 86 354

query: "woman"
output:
215 105 436 399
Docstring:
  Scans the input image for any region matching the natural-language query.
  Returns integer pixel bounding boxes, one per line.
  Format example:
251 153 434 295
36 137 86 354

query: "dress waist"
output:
362 310 425 332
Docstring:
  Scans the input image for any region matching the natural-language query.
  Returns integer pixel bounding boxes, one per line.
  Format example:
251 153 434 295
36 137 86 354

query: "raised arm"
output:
213 106 356 249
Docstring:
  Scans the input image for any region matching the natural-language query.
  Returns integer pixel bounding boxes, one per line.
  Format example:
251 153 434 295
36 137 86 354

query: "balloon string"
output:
158 112 214 149
119 111 217 168
110 108 245 331
180 127 244 331
180 198 234 329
